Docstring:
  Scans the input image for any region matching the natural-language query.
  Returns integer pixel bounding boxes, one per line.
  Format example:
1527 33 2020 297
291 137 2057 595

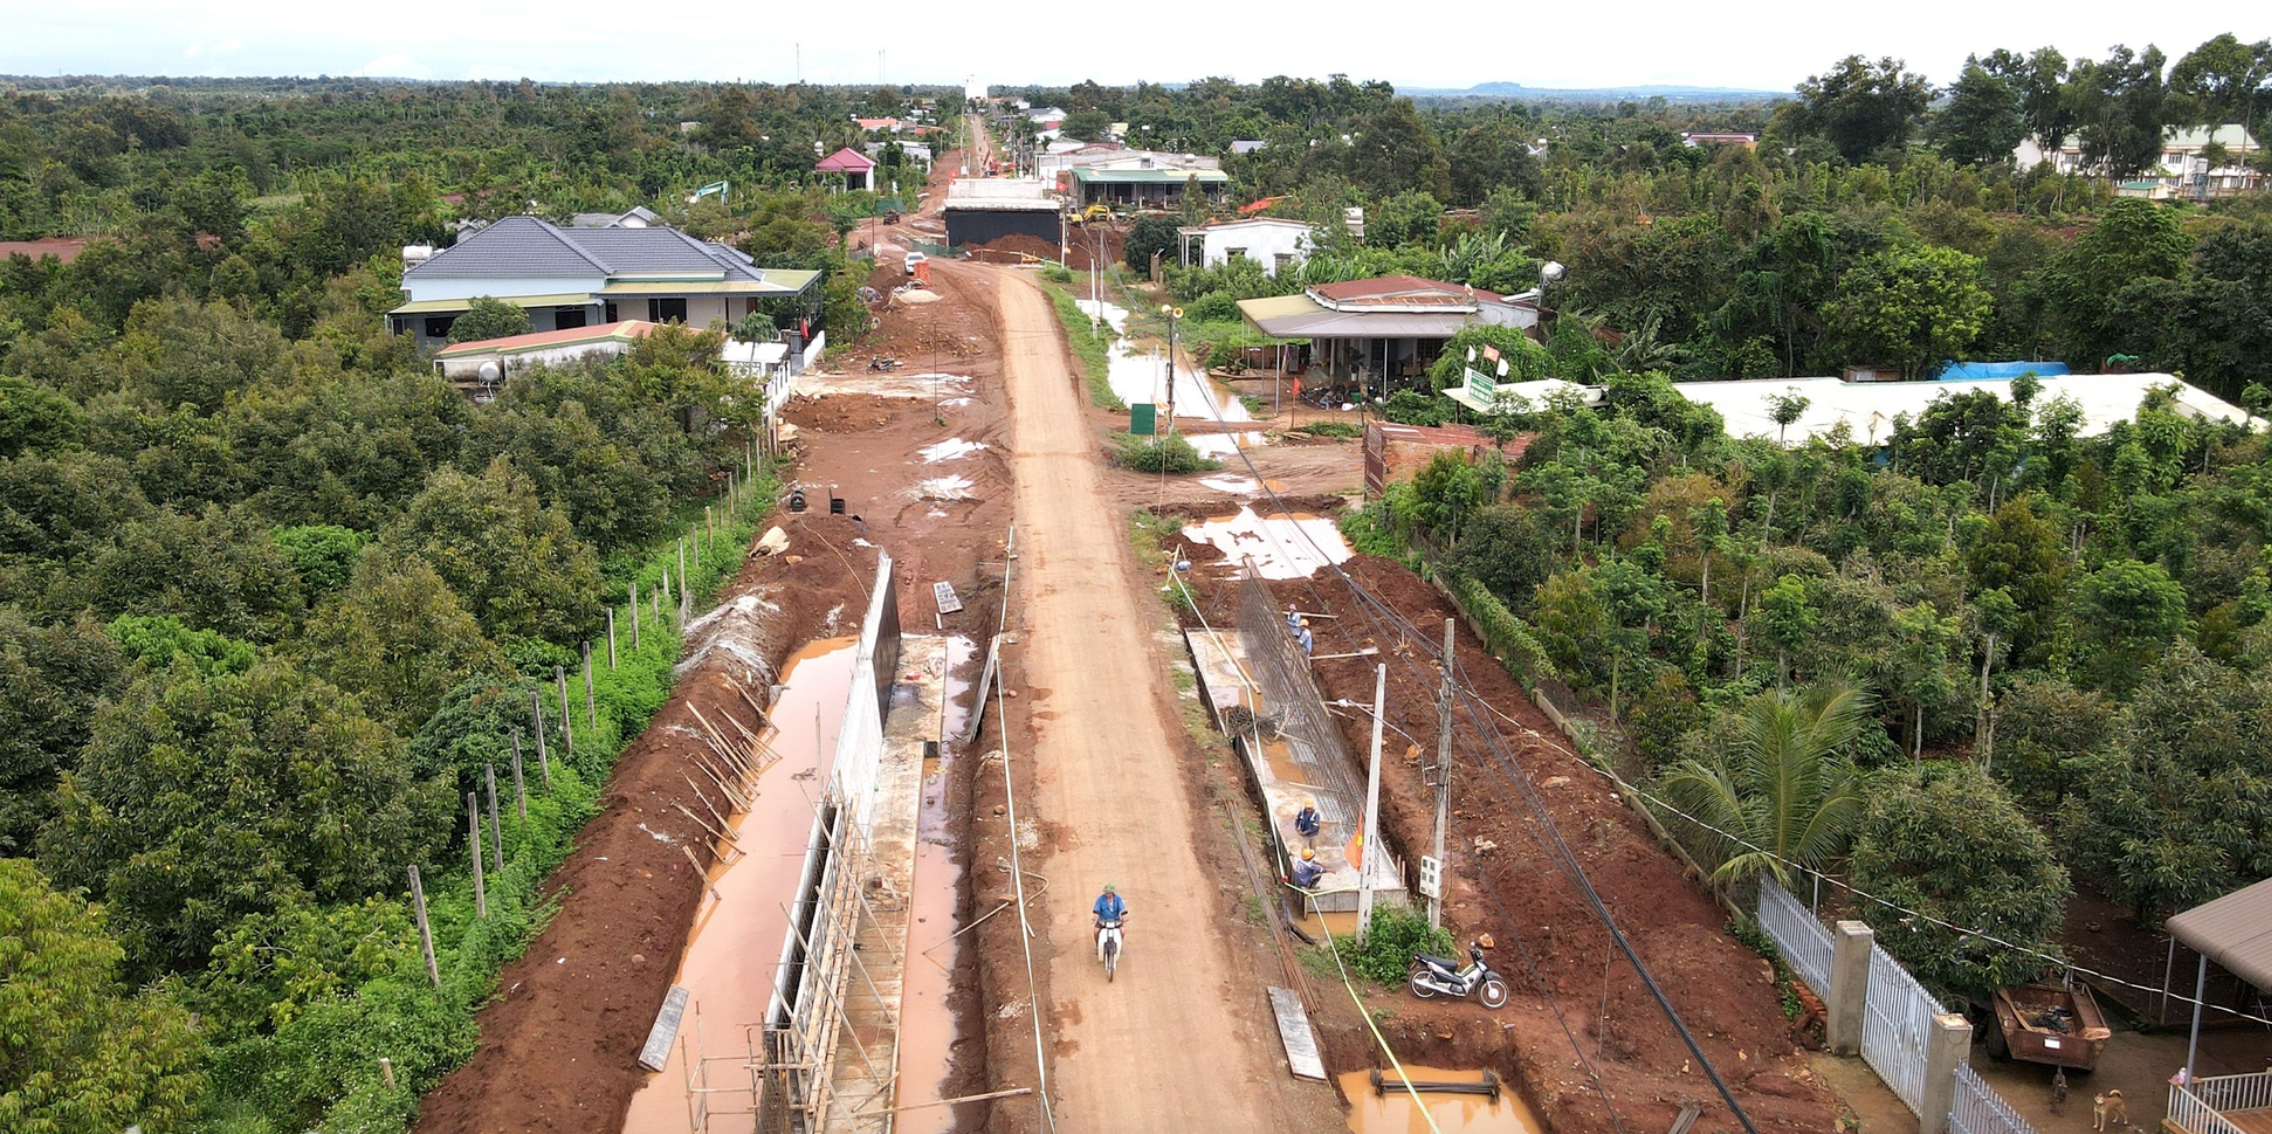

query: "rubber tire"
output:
1409 967 1440 999
1985 1025 2010 1062
1477 975 1511 1010
1105 941 1117 983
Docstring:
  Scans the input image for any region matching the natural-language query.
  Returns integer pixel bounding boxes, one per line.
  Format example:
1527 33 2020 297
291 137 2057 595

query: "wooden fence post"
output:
556 666 574 757
468 793 487 919
630 581 641 650
408 864 440 987
530 693 552 792
509 731 528 820
583 642 596 728
485 764 503 872
607 609 618 669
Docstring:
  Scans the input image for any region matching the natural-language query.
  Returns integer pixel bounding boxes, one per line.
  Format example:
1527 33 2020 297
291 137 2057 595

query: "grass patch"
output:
1041 282 1124 410
1297 420 1362 439
1334 904 1456 987
1110 431 1221 473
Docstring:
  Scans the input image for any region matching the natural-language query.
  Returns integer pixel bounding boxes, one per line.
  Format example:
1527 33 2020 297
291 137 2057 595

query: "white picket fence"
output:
1758 877 1835 993
1950 1065 2034 1134
1755 879 2042 1134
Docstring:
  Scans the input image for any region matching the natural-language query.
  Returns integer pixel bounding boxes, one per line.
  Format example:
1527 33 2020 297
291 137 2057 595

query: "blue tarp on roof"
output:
1935 360 2072 380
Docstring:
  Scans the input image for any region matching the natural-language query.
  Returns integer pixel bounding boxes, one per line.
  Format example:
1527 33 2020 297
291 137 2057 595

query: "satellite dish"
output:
1540 261 1566 286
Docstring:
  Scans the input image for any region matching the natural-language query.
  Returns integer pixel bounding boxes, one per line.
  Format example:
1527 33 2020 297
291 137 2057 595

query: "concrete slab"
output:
1269 986 1327 1081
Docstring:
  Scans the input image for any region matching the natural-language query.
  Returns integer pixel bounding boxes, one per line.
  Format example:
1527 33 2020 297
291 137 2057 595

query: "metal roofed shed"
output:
943 178 1062 249
2162 875 2272 1112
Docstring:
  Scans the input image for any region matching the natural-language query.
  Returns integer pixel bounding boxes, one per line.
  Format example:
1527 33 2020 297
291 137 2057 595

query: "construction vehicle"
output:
1985 981 2112 1070
1076 204 1112 223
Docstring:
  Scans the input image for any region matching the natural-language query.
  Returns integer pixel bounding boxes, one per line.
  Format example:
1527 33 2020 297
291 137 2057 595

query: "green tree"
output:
2069 44 2173 179
1881 601 1965 758
106 613 257 676
0 859 205 1134
300 549 504 733
0 375 84 459
1850 762 2070 1001
385 457 603 647
1934 59 2029 165
446 296 531 344
41 662 447 975
1757 572 1816 687
1659 681 1870 885
0 610 124 853
2073 558 2189 693
271 523 369 600
1784 55 1934 164
2061 644 2272 916
2040 199 2192 371
1824 244 1991 379
1124 215 1181 270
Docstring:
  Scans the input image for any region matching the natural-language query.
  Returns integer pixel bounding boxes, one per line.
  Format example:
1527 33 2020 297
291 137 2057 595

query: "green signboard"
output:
1131 402 1156 435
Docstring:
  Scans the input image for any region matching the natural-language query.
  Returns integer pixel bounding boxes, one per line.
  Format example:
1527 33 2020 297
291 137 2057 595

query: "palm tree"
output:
1658 681 1871 887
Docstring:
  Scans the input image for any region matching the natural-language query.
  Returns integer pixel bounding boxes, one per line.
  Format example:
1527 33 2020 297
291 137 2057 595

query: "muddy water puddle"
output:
622 636 857 1134
1339 1065 1545 1134
1078 298 1259 431
1181 506 1354 579
896 635 977 1130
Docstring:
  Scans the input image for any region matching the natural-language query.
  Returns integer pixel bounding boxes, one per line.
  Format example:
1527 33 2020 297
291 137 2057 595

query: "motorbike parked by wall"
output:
1409 940 1510 1009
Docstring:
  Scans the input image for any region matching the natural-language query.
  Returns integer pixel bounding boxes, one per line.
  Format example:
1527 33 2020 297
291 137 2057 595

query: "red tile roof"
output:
815 147 877 172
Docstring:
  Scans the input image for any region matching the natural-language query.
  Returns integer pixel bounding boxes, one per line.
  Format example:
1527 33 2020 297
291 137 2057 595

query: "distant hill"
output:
1407 81 1788 103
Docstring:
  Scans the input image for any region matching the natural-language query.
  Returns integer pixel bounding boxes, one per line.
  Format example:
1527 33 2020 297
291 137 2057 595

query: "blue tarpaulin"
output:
1935 360 2072 380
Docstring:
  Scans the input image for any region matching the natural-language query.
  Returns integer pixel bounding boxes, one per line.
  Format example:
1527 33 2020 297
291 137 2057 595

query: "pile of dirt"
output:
1163 539 1839 1134
412 514 882 1134
961 233 1060 263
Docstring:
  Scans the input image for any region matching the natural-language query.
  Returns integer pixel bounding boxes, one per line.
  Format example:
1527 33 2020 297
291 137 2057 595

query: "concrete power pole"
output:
1429 618 1454 929
1357 663 1387 940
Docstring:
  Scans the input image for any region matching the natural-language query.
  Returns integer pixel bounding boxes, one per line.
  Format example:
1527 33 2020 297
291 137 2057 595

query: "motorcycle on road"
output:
1097 918 1125 982
1409 940 1510 1009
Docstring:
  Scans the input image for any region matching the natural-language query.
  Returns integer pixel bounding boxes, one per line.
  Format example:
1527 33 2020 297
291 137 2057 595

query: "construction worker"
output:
1290 848 1325 890
1286 604 1303 633
1294 799 1322 851
1297 618 1314 658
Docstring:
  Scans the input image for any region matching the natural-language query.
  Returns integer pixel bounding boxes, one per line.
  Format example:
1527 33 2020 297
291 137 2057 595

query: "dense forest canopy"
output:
0 35 2269 1127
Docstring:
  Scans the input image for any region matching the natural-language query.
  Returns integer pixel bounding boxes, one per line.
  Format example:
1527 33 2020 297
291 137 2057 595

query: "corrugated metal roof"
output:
2167 876 2272 993
1237 293 1475 339
389 292 594 315
406 216 612 279
816 147 876 171
1072 167 1231 184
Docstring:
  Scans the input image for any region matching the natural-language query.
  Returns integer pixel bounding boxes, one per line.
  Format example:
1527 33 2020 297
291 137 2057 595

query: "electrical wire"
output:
987 522 1058 1131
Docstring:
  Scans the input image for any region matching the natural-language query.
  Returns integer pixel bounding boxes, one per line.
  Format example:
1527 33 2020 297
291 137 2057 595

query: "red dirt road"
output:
987 263 1317 1133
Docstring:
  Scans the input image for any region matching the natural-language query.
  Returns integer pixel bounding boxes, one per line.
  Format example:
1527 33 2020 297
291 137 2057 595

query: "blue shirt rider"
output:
1094 884 1127 961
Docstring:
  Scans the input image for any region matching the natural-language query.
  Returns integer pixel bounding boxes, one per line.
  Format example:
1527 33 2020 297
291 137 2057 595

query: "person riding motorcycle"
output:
1093 883 1127 962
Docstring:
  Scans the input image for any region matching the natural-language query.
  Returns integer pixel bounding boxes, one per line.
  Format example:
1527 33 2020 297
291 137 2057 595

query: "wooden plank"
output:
932 580 963 614
638 985 691 1072
1267 986 1326 1080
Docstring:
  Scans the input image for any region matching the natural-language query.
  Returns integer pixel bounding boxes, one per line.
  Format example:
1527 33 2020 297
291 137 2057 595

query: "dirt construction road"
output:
991 266 1288 1132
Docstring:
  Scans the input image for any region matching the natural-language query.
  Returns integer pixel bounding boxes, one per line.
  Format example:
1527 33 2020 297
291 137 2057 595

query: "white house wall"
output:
1200 224 1312 276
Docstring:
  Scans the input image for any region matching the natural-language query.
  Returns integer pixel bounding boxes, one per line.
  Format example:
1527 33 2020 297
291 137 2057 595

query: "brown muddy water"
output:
893 635 977 1131
622 636 858 1134
1338 1065 1546 1134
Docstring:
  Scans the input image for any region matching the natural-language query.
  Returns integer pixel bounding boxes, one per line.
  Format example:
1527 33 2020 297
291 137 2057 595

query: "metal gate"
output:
1861 942 1938 1115
1951 1064 2040 1134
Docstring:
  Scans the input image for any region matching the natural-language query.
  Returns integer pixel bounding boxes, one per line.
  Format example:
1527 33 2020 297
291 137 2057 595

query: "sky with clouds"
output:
3 2 2262 94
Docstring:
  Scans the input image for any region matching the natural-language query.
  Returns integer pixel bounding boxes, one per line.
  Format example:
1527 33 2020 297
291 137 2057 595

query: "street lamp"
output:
1160 304 1183 433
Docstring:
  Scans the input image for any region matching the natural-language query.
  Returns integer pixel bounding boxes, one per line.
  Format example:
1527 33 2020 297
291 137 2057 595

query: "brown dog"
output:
2051 1068 2069 1115
2094 1089 2129 1131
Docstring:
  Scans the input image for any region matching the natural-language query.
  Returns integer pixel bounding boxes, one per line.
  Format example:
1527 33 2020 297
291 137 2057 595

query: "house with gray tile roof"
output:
388 215 823 352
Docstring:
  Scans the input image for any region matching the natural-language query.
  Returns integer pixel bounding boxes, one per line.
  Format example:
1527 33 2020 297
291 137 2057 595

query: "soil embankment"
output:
1164 531 1840 1134
413 514 878 1134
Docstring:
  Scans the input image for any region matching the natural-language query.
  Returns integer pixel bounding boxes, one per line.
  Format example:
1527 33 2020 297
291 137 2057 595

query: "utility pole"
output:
1429 618 1455 929
1357 663 1387 940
